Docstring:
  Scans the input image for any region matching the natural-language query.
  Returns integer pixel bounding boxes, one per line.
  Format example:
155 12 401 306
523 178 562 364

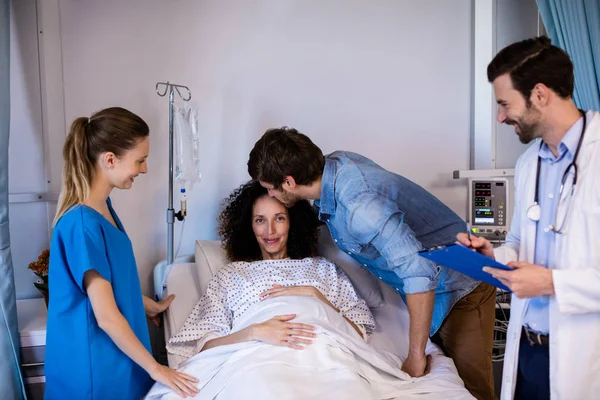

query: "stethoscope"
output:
526 110 587 234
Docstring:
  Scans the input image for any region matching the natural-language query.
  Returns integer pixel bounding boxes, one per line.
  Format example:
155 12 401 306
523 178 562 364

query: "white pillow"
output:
194 240 229 289
317 226 385 308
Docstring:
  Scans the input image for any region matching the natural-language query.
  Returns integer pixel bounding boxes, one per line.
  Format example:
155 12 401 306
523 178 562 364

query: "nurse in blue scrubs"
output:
45 107 199 399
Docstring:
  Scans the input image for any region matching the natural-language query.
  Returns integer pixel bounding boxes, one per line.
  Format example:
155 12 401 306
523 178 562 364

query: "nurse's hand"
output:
143 295 175 327
456 233 495 259
149 363 200 398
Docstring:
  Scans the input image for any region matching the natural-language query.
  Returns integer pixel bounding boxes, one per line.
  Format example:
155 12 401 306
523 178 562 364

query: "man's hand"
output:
144 295 175 327
456 233 495 259
483 261 554 298
401 353 432 378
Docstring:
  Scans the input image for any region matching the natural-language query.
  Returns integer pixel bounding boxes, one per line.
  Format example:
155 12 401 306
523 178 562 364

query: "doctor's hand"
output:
149 363 199 398
401 353 432 378
456 233 495 259
143 294 175 327
483 261 555 298
250 314 316 350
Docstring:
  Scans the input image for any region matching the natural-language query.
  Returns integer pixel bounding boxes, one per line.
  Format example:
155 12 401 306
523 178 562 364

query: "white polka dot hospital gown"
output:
167 257 375 359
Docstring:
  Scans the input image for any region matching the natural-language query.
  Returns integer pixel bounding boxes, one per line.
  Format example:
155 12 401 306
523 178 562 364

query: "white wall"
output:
55 0 474 296
9 0 51 299
471 0 541 170
494 0 543 169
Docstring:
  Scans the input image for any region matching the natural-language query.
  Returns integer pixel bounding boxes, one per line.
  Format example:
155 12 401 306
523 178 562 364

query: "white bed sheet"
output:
155 239 472 399
160 261 439 366
148 295 472 400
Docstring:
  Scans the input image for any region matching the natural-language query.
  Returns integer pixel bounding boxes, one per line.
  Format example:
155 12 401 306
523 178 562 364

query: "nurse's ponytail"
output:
53 107 149 225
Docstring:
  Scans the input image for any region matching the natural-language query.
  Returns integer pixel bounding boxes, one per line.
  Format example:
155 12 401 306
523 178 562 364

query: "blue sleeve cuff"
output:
400 275 439 294
388 257 440 294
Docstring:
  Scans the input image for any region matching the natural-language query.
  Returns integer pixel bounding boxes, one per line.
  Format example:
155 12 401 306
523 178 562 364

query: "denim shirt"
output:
314 151 480 335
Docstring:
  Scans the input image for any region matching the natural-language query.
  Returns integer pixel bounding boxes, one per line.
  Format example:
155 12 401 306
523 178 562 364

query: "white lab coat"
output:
494 111 600 400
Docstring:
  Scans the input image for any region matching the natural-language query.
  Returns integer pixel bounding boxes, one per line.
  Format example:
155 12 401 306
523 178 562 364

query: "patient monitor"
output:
453 169 514 243
469 178 509 241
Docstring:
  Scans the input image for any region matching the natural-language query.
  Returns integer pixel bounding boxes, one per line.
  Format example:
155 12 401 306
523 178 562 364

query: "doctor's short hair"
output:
218 180 320 262
487 36 574 102
248 127 325 189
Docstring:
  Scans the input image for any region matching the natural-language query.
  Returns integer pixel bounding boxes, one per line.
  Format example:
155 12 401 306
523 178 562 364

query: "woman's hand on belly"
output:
250 314 316 350
260 284 338 311
260 285 365 339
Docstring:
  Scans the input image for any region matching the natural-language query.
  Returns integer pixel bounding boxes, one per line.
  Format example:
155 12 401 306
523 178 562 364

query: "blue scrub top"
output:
45 198 153 400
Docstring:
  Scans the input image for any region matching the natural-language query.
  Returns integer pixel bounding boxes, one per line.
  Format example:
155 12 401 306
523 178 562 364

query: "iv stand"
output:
156 81 192 266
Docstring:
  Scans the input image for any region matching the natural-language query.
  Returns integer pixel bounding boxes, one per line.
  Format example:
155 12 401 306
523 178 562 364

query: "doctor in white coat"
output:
457 36 600 400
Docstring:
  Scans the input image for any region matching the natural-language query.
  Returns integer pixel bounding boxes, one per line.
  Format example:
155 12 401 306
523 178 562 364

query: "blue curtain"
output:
537 0 600 111
0 0 26 398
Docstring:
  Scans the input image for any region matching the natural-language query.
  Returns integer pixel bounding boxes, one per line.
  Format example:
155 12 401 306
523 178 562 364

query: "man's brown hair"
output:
248 127 325 189
487 36 574 102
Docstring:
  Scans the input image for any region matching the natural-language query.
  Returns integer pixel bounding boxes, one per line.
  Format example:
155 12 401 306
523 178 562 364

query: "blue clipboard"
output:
418 244 512 292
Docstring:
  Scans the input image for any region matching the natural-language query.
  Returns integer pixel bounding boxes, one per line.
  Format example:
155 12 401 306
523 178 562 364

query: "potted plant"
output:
28 248 50 308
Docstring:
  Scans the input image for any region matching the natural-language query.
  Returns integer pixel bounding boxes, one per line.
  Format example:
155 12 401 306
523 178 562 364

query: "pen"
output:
466 222 472 243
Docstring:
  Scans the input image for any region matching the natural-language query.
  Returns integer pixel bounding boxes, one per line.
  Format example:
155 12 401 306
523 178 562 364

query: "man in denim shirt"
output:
248 130 497 400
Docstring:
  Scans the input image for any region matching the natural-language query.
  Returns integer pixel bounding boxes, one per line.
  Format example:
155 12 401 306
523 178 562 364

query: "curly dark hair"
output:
218 180 320 262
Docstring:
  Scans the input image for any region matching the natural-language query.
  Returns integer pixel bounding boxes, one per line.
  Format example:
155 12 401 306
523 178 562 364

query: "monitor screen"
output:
475 209 494 224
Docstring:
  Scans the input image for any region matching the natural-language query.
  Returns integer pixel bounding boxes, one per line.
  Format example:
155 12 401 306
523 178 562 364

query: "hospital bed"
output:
152 228 474 399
